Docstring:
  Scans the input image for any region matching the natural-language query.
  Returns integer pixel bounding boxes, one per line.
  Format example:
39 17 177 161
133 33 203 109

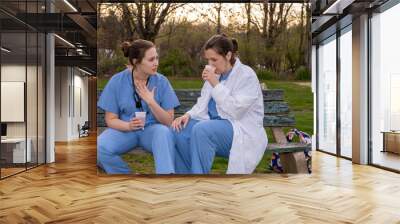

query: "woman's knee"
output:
152 124 174 139
97 134 109 153
97 129 126 155
191 121 211 138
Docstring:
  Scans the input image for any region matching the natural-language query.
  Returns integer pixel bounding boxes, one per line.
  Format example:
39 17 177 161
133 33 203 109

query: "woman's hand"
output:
202 65 219 87
125 118 145 131
135 81 156 105
171 113 190 132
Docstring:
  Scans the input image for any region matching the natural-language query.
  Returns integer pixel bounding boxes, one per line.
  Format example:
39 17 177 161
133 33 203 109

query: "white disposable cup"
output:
205 65 215 72
135 112 146 129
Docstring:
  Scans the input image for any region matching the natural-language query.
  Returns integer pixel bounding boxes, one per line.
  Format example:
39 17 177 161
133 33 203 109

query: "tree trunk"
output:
216 3 222 34
305 3 311 70
120 3 183 42
298 3 306 67
246 3 251 42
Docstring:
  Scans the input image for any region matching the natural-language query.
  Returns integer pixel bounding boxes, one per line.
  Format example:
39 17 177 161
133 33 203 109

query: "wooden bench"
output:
97 89 311 173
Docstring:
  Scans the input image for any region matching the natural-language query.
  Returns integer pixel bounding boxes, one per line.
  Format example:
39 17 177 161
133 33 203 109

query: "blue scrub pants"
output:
173 119 234 174
98 124 176 174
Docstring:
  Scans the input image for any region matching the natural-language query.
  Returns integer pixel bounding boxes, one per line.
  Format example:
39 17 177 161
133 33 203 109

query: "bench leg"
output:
271 127 288 144
279 151 310 173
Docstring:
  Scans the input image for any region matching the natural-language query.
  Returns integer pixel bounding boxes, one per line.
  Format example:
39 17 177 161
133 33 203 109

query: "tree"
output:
242 3 254 67
98 3 311 80
194 3 227 35
118 3 185 42
252 3 293 71
215 3 222 34
98 7 125 49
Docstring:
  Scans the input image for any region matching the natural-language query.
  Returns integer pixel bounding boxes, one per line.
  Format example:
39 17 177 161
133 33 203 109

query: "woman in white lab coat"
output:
171 34 268 174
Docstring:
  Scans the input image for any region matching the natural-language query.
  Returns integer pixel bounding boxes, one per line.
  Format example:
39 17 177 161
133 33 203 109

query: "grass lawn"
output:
118 79 313 174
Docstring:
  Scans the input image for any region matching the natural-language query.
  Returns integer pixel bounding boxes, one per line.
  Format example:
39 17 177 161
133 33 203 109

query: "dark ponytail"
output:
121 39 155 68
203 33 238 66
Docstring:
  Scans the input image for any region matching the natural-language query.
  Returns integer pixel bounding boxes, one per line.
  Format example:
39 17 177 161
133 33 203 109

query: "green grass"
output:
111 79 313 174
265 81 313 112
121 151 274 174
122 153 155 174
170 79 204 89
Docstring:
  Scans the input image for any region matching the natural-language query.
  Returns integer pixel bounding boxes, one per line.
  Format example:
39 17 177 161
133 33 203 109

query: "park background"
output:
97 2 312 174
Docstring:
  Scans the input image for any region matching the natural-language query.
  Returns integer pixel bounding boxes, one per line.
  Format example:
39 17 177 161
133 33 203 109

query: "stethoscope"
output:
131 69 150 112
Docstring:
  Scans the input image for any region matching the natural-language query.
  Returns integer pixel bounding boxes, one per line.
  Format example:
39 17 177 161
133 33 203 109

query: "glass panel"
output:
38 32 45 165
0 1 46 178
371 4 400 171
340 27 352 158
27 31 38 169
318 35 337 154
1 30 27 177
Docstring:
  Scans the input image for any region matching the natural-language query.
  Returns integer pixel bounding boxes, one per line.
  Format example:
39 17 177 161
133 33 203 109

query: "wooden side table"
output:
382 131 400 154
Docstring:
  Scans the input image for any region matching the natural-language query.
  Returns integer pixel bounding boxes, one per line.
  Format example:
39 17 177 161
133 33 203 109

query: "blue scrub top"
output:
98 69 180 127
208 69 232 120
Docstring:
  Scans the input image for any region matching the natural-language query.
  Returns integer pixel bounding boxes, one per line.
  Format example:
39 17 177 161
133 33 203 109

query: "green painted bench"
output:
97 89 311 173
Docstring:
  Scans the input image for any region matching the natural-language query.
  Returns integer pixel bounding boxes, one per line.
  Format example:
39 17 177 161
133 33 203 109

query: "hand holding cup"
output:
202 65 219 87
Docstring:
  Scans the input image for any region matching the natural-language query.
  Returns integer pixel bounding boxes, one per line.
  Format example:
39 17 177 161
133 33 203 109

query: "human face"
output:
135 47 159 76
203 48 232 74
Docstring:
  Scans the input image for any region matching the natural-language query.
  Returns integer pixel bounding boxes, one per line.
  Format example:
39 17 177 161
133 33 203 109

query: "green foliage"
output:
159 49 192 77
97 78 109 90
98 47 128 78
295 66 311 81
256 68 279 80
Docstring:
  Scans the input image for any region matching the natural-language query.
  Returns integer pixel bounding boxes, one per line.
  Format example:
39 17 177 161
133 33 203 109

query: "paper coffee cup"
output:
205 65 215 72
135 112 146 129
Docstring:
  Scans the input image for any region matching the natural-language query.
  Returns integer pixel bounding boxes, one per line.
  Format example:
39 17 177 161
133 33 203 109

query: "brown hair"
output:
121 39 155 68
202 34 238 65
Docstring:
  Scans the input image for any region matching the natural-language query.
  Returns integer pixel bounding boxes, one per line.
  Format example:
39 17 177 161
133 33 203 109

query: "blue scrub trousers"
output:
173 119 234 174
98 124 176 174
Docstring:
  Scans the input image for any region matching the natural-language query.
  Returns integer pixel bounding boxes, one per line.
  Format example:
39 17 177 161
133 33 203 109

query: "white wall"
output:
55 66 68 141
54 67 89 141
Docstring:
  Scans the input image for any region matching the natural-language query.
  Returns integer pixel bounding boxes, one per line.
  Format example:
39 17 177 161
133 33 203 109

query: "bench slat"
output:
263 115 295 127
97 89 285 108
97 89 294 128
267 143 311 153
262 89 284 101
175 101 289 114
98 101 290 115
173 89 284 102
97 114 296 128
97 113 105 127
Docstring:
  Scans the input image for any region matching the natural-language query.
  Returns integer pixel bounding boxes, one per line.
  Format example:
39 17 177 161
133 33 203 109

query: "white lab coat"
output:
187 58 268 174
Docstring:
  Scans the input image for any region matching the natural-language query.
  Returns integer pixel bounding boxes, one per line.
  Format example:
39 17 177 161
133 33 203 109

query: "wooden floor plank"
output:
1 134 400 223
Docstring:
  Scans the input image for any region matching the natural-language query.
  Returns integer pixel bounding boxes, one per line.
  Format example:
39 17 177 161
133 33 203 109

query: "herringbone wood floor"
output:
1 134 400 224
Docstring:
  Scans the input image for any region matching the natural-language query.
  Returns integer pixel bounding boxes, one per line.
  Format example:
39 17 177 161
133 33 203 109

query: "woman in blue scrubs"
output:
98 39 180 174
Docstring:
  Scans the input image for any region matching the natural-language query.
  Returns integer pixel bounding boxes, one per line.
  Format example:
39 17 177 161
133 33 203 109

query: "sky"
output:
173 3 304 25
99 3 305 28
